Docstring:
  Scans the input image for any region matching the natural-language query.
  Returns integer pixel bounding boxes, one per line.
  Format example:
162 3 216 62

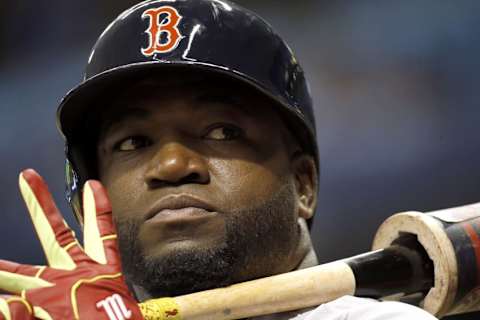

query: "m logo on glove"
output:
142 6 184 56
97 294 132 320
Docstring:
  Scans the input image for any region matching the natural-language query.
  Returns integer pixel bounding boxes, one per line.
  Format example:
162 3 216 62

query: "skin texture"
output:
96 74 317 298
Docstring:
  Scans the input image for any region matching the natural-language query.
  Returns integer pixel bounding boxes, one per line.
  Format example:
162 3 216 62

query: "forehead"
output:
101 71 281 127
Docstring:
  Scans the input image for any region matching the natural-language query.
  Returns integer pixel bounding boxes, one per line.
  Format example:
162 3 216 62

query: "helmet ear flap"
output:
65 125 102 225
65 158 83 225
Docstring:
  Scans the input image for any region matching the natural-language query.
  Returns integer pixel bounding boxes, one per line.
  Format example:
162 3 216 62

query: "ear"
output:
291 153 318 220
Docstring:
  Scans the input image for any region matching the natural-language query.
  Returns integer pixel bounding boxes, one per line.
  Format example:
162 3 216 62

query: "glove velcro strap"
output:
140 298 182 320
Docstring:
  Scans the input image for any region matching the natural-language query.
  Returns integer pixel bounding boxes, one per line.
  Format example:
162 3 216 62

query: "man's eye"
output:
114 136 151 151
203 124 243 141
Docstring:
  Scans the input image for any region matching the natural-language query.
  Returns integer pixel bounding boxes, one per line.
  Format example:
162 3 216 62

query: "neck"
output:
246 218 318 320
295 217 318 270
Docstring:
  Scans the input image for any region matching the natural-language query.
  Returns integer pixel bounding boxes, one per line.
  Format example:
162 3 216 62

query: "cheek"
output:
101 165 146 220
210 157 292 209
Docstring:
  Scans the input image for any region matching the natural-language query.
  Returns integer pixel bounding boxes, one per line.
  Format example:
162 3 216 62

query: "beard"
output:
115 181 299 298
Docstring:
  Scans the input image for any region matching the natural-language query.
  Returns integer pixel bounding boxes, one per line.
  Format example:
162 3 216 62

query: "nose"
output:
144 142 210 188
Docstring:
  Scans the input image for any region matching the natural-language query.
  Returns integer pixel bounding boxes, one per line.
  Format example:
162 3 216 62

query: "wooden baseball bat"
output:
139 202 480 320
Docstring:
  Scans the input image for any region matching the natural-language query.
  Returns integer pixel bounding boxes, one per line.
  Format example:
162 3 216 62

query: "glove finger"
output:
19 169 81 270
0 260 43 278
83 180 120 266
0 261 52 294
0 295 33 320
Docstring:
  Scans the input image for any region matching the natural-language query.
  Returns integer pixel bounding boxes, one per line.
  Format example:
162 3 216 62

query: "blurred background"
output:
1 0 479 318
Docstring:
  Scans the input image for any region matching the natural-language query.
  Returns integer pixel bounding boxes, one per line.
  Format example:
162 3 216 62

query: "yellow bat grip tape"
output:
139 298 182 320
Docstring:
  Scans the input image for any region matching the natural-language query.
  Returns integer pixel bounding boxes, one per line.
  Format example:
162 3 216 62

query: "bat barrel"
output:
373 202 480 317
429 205 480 315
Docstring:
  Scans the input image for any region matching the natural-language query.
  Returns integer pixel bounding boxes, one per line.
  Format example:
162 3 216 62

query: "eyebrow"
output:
97 91 260 139
195 92 254 116
99 107 151 135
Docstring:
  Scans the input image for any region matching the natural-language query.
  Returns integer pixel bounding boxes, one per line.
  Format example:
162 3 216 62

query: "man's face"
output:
97 76 308 297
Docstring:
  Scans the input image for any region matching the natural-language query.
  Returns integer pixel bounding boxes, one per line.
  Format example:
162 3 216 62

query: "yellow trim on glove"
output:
19 176 76 270
83 183 108 265
0 271 52 294
70 273 123 320
33 306 53 320
0 296 33 320
101 235 118 241
0 298 11 320
34 266 47 279
6 297 33 315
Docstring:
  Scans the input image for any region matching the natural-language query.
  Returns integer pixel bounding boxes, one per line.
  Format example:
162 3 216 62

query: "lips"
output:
145 195 217 222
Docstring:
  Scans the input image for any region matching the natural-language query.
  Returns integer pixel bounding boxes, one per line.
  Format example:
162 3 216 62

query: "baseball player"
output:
0 0 438 319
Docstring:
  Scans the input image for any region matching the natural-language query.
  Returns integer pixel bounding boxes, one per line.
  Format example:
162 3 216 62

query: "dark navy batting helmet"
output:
56 0 318 224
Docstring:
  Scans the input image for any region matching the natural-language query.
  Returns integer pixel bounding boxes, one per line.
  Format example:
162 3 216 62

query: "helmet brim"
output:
57 61 314 145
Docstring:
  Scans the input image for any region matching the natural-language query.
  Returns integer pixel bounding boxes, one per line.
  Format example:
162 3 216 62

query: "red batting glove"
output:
0 169 143 320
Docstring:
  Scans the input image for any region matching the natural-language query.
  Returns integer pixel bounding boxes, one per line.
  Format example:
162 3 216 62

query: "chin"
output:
133 238 237 297
143 234 227 259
